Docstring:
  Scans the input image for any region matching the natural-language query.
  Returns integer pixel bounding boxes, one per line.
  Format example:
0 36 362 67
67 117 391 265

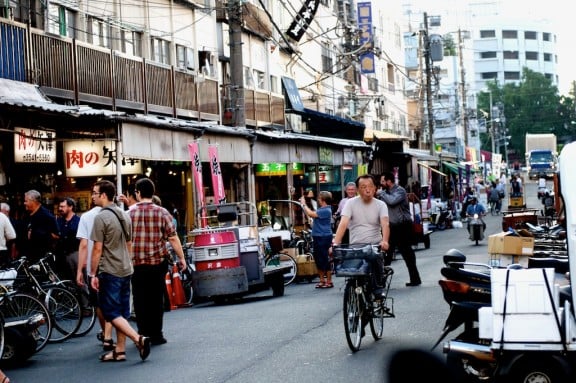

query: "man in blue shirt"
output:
465 196 486 237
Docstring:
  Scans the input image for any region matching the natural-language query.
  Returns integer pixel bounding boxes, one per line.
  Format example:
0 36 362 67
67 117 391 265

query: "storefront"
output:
252 129 367 227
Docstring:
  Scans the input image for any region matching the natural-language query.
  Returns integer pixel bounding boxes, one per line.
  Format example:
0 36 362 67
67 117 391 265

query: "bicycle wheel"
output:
343 280 363 352
265 255 298 286
45 287 81 342
0 293 52 352
72 289 96 337
369 299 384 340
59 281 97 337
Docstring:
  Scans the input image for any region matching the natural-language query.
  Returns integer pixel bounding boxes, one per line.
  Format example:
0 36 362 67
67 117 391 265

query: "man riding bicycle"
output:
333 174 390 293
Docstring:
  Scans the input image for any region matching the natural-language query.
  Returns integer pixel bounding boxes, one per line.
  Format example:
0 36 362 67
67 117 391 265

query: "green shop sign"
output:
255 163 304 176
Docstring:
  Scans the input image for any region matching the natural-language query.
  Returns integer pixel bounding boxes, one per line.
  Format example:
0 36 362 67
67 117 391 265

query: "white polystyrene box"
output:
478 306 493 339
491 268 557 315
492 310 563 343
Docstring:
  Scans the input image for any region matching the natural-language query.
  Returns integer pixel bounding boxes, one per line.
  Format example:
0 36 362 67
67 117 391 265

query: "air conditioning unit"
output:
286 114 302 132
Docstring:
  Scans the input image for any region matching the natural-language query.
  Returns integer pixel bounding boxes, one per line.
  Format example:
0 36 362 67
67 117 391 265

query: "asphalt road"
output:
6 177 548 383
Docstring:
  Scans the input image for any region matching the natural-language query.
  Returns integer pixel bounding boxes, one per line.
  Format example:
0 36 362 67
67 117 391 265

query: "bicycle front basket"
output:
333 244 374 276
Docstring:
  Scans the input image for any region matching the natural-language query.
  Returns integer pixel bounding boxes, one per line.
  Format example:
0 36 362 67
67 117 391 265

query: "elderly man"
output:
21 190 59 262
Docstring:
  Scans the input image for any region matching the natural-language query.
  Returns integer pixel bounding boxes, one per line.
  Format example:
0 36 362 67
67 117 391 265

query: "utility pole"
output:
423 12 435 155
458 29 468 149
489 91 495 154
228 0 245 128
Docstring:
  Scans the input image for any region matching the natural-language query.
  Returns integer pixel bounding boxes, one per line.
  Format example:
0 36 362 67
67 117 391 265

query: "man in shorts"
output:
89 180 150 362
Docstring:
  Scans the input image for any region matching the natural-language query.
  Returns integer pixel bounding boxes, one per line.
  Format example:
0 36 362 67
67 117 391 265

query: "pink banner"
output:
208 145 226 204
188 142 207 227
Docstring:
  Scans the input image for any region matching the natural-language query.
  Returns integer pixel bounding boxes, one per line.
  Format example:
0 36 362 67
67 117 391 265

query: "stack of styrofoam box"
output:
479 268 563 348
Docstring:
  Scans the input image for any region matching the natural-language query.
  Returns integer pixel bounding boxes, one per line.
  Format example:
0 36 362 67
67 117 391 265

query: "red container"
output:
194 231 237 246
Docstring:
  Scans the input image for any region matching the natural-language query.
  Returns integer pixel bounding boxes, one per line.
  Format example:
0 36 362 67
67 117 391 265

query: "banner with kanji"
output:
208 145 226 204
188 142 207 227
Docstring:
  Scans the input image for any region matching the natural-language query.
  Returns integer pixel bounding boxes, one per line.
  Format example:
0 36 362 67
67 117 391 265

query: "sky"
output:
405 0 573 95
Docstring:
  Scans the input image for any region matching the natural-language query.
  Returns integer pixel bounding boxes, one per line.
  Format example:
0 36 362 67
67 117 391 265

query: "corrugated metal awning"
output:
0 78 124 118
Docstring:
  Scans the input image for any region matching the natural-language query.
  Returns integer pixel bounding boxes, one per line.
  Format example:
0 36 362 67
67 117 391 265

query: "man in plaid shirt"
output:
129 178 187 346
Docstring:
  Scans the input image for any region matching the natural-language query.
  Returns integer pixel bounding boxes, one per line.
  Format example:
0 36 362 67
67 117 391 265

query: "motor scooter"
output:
468 213 484 245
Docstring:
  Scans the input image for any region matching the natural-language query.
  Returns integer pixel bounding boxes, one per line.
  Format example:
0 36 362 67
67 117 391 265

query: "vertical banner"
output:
286 0 320 42
208 145 226 204
357 2 375 74
188 142 207 228
458 166 463 203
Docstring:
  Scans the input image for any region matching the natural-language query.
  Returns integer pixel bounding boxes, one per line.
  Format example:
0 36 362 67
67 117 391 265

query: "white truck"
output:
525 133 558 179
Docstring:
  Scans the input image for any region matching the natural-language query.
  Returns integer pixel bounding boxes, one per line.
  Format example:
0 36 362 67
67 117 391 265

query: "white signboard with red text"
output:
14 127 57 163
63 140 142 177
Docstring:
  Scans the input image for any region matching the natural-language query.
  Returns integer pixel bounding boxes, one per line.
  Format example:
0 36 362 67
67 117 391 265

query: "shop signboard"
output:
63 140 142 177
255 162 304 176
14 127 57 163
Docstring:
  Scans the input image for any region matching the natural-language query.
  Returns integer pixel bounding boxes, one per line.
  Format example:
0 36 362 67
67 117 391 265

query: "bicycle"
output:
263 235 298 286
33 254 96 337
10 256 82 343
333 244 395 352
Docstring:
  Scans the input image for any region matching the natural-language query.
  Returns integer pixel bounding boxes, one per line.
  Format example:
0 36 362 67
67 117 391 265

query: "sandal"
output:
315 283 326 289
102 339 116 351
136 335 151 361
0 370 10 383
325 282 334 288
100 350 126 362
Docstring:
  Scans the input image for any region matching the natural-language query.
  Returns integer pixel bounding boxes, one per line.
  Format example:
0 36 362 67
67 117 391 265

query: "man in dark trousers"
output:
378 172 422 287
56 197 80 281
129 178 187 346
21 190 59 263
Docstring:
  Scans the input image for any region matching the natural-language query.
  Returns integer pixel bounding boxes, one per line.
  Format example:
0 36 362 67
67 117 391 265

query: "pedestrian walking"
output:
378 172 422 287
89 180 150 362
76 201 116 352
129 178 187 346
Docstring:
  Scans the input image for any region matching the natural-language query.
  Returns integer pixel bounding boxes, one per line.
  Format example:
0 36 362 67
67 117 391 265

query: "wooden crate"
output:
501 209 539 231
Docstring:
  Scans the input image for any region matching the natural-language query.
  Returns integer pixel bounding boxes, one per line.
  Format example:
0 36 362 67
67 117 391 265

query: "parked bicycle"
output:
32 253 96 337
10 256 82 343
333 244 395 352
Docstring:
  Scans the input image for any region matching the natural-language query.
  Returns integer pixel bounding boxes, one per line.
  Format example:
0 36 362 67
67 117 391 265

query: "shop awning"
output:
0 78 123 118
417 161 447 177
255 129 368 149
364 128 409 142
291 108 365 141
443 161 464 174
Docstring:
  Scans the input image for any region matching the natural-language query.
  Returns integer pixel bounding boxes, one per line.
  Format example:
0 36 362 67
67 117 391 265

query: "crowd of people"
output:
0 177 189 377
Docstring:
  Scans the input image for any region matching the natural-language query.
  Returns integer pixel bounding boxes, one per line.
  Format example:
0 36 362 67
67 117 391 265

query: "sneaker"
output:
405 282 421 287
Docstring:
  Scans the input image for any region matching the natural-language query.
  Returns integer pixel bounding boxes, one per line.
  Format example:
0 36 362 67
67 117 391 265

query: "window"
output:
543 53 552 62
88 16 110 48
525 51 538 61
503 51 519 59
321 43 333 73
368 77 378 92
481 72 498 80
198 50 216 76
502 30 518 39
270 75 279 93
543 32 551 42
480 30 495 38
253 69 265 89
524 31 537 40
151 38 170 64
176 45 195 70
244 66 254 88
48 5 76 38
504 72 520 80
121 29 142 56
480 51 497 59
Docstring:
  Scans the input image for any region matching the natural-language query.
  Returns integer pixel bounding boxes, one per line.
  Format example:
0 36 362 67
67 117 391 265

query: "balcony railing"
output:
0 18 284 126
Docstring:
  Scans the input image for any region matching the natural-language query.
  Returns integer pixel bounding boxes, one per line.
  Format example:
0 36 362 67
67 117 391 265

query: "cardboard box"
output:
488 232 534 256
